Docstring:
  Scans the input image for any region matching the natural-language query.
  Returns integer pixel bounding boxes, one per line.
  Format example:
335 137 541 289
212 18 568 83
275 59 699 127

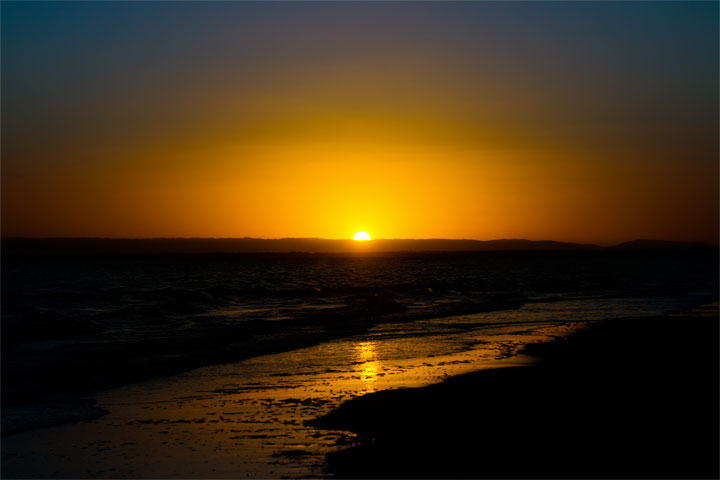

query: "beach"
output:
1 300 591 478
3 299 717 478
311 303 719 479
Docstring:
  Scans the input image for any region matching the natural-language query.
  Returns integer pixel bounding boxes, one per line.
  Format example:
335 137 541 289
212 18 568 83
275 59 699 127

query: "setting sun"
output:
353 231 371 241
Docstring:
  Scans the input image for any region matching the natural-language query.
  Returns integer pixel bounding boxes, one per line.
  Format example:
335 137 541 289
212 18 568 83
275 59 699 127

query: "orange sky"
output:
2 3 718 244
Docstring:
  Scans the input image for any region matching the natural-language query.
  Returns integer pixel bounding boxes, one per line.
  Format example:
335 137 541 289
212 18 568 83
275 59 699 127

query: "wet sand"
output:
2 302 591 478
311 303 719 478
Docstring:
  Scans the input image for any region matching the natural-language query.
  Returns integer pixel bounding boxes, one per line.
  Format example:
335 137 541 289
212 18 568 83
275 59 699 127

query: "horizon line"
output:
2 236 715 247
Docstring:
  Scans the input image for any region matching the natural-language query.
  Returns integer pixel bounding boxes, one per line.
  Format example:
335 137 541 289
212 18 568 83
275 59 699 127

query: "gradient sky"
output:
2 1 718 244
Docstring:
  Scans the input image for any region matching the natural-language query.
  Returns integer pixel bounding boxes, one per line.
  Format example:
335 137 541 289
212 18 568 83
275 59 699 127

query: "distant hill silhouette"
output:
611 239 710 250
1 237 713 255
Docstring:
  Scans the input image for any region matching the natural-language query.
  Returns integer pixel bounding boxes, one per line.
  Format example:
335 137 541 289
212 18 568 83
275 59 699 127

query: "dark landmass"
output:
612 239 711 250
310 306 719 478
2 237 599 254
2 237 713 255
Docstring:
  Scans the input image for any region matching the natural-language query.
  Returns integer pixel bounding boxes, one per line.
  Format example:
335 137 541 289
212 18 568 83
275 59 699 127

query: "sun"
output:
353 231 371 241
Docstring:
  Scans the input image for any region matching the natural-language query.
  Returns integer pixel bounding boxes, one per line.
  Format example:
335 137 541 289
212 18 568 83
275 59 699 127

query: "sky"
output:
2 1 718 244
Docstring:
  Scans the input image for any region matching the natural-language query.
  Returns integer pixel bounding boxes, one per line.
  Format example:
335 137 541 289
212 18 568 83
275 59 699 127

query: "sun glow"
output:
353 231 371 241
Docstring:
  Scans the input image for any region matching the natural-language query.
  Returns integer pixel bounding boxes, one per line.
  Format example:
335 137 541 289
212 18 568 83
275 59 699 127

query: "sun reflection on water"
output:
355 341 380 392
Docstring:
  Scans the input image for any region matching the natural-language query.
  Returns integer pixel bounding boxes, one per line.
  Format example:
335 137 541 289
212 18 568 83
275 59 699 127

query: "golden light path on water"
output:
2 296 674 478
355 341 379 392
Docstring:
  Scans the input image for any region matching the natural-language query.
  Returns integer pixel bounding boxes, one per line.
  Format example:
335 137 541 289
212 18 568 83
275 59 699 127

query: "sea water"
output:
2 250 717 477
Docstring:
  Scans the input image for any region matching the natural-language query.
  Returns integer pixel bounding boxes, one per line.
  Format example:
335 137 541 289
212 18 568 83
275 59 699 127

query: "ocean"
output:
3 250 717 402
2 249 718 477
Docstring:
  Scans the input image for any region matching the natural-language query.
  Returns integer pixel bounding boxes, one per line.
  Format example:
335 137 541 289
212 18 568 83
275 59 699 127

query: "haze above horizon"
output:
2 2 718 244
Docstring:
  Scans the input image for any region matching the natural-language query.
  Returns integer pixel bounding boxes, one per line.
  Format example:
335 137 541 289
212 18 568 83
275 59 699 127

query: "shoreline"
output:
2 299 715 478
1 305 578 478
1 295 527 437
309 303 719 478
5 249 714 440
3 292 711 438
